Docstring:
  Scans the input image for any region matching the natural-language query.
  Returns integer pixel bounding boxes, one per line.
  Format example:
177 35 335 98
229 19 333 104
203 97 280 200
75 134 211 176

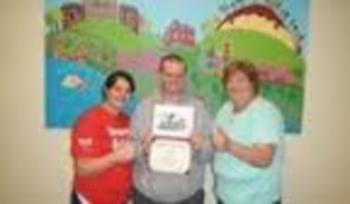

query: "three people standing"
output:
70 54 285 204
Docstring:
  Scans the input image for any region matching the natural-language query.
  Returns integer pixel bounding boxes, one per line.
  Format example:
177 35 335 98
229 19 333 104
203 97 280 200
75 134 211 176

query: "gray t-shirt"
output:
131 93 214 202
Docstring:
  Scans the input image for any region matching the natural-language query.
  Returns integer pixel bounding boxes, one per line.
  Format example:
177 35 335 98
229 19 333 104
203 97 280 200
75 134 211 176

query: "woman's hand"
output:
75 140 134 176
112 140 134 162
212 127 276 168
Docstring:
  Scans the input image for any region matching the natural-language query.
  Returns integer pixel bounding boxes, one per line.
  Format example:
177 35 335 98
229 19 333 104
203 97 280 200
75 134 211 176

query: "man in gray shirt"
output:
131 53 213 204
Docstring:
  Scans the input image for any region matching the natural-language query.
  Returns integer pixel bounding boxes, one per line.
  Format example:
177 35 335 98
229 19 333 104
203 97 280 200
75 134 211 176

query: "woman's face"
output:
105 78 131 110
226 70 254 101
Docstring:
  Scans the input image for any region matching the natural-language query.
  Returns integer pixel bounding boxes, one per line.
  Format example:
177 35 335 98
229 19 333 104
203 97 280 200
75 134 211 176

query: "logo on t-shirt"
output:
106 126 130 138
106 126 130 150
77 137 93 147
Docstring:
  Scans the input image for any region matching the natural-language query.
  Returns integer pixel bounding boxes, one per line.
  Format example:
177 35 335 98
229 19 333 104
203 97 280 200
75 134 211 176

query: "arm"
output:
213 128 275 168
71 110 134 177
213 100 283 168
74 140 134 176
131 100 152 162
191 101 214 163
226 138 275 168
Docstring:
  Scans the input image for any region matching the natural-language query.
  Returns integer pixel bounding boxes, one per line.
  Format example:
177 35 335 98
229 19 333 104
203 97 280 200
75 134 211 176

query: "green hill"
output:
201 29 306 81
51 19 161 71
69 19 160 52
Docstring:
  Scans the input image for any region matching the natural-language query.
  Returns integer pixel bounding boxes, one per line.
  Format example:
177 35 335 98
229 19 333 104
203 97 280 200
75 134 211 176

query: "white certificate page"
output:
149 139 192 174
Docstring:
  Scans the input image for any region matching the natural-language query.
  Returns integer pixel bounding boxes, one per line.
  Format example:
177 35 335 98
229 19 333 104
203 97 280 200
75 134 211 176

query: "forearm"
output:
195 138 214 163
195 102 214 163
75 150 131 176
75 153 117 176
225 140 275 168
134 139 147 164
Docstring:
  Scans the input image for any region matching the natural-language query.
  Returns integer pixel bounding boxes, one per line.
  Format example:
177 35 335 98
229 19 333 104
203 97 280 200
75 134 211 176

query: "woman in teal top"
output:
212 61 284 204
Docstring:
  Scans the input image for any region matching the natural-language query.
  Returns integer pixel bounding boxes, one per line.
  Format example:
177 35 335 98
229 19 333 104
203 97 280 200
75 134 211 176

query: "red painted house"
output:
163 20 195 47
61 3 84 29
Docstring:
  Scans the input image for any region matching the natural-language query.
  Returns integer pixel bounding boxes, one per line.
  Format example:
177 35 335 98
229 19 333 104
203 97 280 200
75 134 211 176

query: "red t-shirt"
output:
71 106 133 204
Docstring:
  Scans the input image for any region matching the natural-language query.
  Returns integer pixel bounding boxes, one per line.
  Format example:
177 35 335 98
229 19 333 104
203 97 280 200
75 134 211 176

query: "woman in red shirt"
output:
70 70 136 204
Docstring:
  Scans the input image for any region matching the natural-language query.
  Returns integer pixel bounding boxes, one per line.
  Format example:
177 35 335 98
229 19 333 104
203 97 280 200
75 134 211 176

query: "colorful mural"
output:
45 0 309 133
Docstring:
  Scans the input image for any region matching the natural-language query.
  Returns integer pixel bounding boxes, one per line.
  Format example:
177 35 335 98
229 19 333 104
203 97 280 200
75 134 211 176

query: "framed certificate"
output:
152 104 194 139
149 138 192 174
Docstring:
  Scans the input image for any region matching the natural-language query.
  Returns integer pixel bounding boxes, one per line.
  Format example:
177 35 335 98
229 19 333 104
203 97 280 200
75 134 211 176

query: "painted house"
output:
119 4 141 34
61 3 84 29
83 0 141 34
163 20 196 47
83 0 119 20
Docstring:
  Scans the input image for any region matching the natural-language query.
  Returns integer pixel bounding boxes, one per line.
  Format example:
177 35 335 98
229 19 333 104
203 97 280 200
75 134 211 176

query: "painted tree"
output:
45 9 63 34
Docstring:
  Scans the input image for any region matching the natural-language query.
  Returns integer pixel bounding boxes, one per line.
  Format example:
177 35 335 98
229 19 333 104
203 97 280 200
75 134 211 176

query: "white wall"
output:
1 0 350 203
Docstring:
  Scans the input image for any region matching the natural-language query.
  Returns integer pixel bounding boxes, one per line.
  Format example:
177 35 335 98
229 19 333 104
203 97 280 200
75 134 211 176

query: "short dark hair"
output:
102 70 136 99
158 53 187 73
223 61 260 95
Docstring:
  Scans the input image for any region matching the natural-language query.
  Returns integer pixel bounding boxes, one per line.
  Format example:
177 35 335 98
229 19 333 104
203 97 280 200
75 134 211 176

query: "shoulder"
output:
132 95 155 120
251 97 283 121
188 96 207 110
72 106 104 131
136 95 155 108
216 100 233 116
76 106 102 123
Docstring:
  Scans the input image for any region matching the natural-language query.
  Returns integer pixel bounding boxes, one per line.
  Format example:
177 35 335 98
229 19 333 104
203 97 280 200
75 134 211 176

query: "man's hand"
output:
141 130 153 154
190 132 204 151
212 127 229 152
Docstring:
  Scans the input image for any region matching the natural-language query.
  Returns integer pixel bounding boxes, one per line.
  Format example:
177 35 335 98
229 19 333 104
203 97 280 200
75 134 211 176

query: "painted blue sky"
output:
45 0 309 46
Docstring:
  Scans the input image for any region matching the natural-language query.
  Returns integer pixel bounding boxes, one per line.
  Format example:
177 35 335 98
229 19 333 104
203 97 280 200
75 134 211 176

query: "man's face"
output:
159 60 186 96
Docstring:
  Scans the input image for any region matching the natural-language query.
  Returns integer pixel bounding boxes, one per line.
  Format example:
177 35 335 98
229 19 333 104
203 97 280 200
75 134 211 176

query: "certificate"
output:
152 104 194 139
149 139 192 174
